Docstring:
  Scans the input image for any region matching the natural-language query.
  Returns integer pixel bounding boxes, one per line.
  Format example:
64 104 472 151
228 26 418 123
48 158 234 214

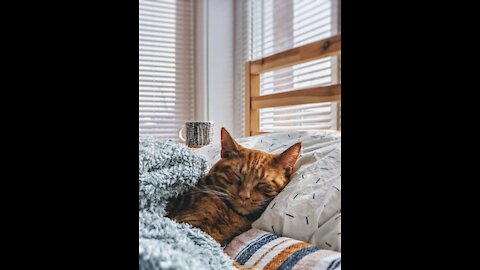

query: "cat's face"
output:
209 128 301 215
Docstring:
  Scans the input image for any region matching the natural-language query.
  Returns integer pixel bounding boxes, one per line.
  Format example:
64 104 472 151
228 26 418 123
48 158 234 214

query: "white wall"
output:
194 0 208 123
195 0 235 143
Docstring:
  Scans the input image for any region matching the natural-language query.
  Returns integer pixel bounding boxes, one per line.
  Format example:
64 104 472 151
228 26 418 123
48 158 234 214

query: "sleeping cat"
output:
166 127 301 247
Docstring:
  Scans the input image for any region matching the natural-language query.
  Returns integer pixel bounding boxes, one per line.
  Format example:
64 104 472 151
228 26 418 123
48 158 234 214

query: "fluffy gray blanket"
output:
139 137 235 270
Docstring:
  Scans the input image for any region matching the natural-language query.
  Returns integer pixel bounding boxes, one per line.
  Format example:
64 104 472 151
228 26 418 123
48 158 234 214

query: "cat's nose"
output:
238 190 251 203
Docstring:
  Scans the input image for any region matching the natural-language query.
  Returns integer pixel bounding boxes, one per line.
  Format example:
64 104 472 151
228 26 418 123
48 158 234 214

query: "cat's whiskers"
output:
189 187 231 199
249 198 274 207
191 189 228 196
211 186 234 195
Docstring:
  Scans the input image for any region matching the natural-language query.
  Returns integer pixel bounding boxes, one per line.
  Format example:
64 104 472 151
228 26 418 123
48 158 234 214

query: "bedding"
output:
139 137 235 270
224 228 341 270
138 130 341 269
196 130 341 252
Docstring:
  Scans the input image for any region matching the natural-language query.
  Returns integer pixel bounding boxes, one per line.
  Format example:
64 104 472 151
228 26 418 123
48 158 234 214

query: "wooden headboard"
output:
244 34 341 136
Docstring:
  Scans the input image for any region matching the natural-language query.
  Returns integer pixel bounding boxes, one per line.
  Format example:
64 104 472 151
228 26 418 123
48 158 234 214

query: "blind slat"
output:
253 2 331 41
261 103 331 113
260 58 331 81
261 117 331 125
139 119 189 124
139 81 192 87
139 88 192 94
139 56 192 62
261 70 332 92
261 110 332 119
260 125 332 131
138 99 192 105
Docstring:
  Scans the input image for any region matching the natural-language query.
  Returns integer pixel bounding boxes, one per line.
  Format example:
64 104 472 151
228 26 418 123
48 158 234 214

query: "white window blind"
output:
234 0 340 136
139 0 194 139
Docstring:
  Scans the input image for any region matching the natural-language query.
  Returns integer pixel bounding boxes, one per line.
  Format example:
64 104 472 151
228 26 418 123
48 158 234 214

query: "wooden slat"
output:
337 101 341 130
250 35 341 74
251 84 341 110
244 62 251 136
250 73 261 135
251 131 270 135
245 33 341 136
337 54 341 131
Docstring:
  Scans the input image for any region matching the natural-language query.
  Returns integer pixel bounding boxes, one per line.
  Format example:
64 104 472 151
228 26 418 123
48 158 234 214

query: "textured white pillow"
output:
195 131 341 251
251 136 341 251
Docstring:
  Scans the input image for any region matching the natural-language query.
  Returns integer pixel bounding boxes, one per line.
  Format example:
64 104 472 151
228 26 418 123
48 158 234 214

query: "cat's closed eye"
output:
221 175 233 184
256 183 272 192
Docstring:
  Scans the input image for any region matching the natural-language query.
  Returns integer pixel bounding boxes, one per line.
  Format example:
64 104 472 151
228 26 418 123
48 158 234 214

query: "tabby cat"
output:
166 128 301 247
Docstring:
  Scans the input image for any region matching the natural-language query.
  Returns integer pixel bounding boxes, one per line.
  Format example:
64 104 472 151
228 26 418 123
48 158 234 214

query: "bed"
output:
139 131 340 270
195 130 341 269
204 33 341 269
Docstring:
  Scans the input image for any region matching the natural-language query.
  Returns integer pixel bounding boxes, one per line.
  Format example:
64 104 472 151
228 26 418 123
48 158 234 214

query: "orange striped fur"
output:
166 128 301 246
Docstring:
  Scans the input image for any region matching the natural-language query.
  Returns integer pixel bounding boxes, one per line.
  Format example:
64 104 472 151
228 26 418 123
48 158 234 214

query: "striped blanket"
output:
224 228 341 270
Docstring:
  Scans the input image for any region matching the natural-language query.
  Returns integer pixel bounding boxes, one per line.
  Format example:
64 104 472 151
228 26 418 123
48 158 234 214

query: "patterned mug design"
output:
178 121 214 148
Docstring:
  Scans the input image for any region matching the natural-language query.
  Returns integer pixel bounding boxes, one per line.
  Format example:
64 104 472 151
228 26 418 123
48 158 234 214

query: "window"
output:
234 0 340 136
139 0 194 139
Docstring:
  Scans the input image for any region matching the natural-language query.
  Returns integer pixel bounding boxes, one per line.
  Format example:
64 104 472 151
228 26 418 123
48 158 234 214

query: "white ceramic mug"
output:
178 121 214 148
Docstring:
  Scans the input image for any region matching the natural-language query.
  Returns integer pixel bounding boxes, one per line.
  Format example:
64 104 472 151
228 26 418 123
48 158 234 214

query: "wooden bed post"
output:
244 35 341 136
244 62 251 137
337 101 341 130
245 62 260 136
250 74 260 136
245 62 252 137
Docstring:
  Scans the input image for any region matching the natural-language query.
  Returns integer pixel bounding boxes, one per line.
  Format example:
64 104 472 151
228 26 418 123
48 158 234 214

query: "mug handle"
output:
178 127 186 142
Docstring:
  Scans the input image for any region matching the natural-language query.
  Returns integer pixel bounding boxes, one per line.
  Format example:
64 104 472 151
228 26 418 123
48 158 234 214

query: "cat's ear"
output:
221 127 242 158
277 143 302 175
